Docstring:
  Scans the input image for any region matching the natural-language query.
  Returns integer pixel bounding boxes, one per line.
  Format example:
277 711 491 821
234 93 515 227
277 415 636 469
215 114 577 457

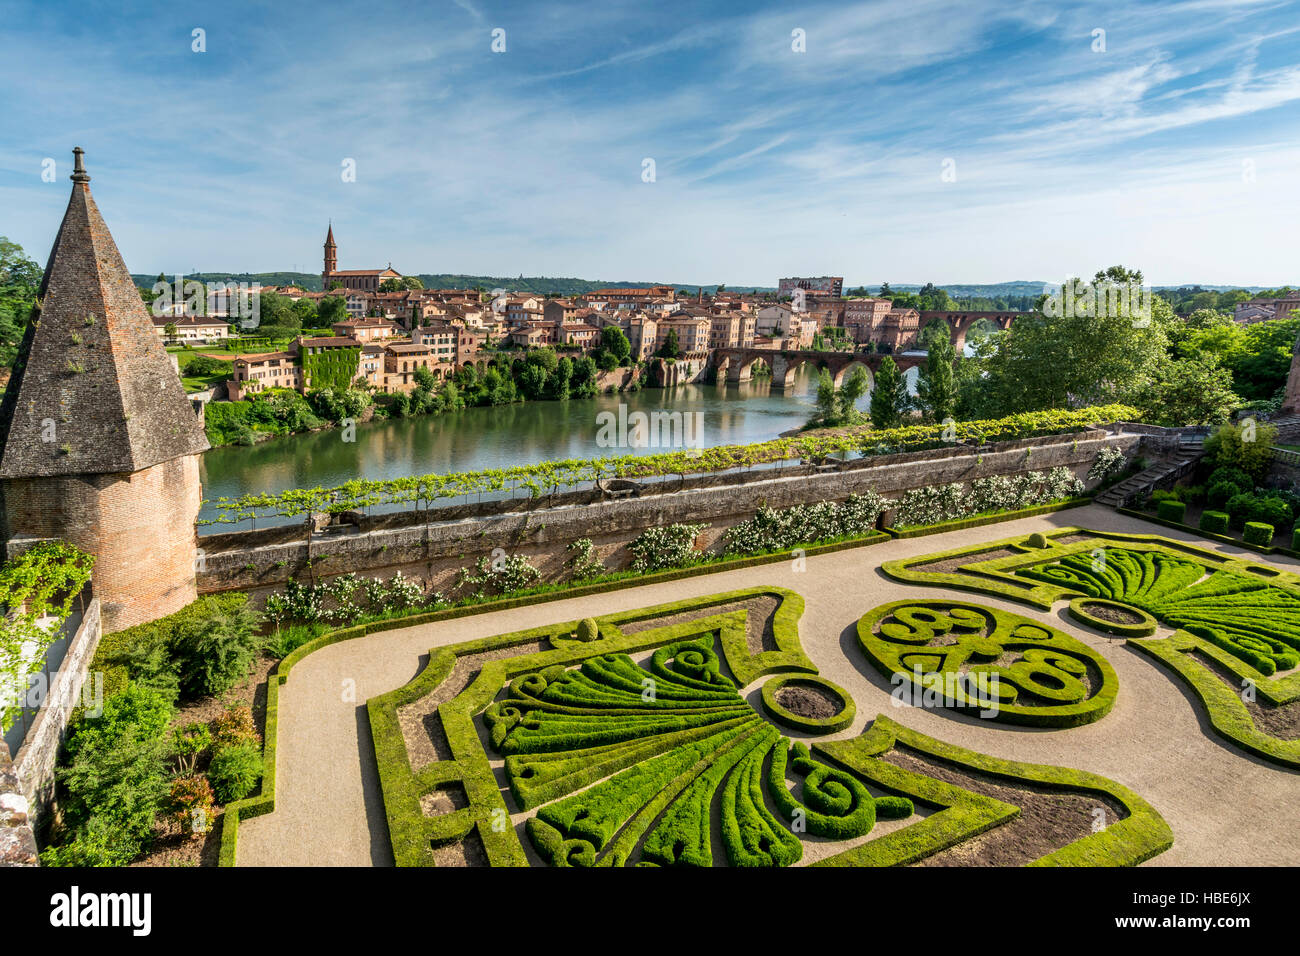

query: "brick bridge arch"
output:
918 311 1020 352
712 349 926 389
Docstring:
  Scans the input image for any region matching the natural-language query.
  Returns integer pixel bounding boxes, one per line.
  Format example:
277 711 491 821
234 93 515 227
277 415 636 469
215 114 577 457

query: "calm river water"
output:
197 364 862 529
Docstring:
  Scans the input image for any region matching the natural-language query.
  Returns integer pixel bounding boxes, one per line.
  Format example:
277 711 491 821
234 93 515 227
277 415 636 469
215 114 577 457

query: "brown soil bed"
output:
1080 602 1145 625
132 653 277 868
913 548 1018 575
1188 649 1300 740
775 683 841 720
882 746 1124 866
619 594 781 658
398 640 546 771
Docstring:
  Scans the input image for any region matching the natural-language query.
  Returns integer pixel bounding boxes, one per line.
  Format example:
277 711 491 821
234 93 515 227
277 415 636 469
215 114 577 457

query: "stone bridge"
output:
918 311 1019 353
711 348 927 388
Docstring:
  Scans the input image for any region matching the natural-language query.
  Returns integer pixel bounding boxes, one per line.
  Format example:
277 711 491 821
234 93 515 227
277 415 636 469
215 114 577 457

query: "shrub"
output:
1199 510 1230 534
172 721 212 774
168 775 216 839
210 706 259 750
1243 522 1275 546
1086 446 1127 485
1156 499 1186 523
1203 421 1279 483
575 618 599 642
566 538 605 581
455 554 542 598
170 599 267 698
1206 480 1246 510
208 742 263 804
725 492 889 555
1207 466 1253 493
1225 493 1254 527
51 684 173 864
1293 528 1300 552
629 523 707 572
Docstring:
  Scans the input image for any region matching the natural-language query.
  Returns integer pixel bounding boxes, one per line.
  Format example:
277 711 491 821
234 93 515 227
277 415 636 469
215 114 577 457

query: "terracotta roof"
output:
0 150 210 477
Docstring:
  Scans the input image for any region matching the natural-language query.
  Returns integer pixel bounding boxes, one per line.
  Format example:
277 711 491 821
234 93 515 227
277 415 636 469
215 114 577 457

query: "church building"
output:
322 224 401 293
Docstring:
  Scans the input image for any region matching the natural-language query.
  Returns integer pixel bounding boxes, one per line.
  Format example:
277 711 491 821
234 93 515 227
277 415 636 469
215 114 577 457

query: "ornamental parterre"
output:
882 528 1300 768
357 586 1172 867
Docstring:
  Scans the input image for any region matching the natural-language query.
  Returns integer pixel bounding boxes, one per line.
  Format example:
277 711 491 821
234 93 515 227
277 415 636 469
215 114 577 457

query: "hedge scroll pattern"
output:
365 585 1170 866
856 600 1119 727
881 527 1300 768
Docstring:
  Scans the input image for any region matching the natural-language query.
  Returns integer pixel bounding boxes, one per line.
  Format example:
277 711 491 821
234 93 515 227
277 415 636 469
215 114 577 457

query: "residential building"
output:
152 315 230 344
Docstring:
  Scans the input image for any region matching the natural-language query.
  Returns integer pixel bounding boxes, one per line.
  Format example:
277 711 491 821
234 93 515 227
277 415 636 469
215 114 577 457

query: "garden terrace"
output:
215 505 1300 867
883 527 1300 768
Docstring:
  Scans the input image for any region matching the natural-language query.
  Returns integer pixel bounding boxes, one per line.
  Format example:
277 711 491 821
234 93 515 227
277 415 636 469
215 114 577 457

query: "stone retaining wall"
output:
197 429 1146 602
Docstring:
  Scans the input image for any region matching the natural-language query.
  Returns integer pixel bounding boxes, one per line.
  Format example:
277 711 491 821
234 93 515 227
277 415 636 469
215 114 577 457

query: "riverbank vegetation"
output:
200 404 1136 525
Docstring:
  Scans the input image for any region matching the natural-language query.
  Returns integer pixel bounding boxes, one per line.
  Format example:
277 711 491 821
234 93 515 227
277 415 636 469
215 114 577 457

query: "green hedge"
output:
1243 521 1274 546
1066 597 1157 638
1156 499 1186 523
760 675 857 734
1199 510 1229 534
1128 631 1300 769
856 599 1119 727
812 715 1173 867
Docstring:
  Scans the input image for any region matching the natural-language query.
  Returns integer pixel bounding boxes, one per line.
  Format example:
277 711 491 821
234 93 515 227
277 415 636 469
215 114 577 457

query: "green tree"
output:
658 328 681 359
601 325 632 362
1135 354 1238 427
0 237 41 366
870 356 910 429
915 332 957 423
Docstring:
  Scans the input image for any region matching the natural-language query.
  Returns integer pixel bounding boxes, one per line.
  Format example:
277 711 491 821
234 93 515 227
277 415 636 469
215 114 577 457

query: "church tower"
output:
0 148 211 631
323 222 337 289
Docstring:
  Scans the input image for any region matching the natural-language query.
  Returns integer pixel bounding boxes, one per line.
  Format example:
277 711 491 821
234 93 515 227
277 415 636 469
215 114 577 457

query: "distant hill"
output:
131 272 775 296
132 273 1282 299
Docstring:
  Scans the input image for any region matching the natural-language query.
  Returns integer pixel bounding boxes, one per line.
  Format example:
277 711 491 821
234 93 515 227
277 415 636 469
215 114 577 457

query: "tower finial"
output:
71 147 90 184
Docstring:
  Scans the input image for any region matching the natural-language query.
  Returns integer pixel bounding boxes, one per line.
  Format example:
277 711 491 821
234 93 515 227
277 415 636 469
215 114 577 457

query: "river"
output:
197 363 867 530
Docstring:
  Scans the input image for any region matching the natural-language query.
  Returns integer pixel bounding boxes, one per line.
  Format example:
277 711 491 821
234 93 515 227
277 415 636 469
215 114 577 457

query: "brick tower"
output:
323 222 337 288
0 148 210 631
1284 331 1300 414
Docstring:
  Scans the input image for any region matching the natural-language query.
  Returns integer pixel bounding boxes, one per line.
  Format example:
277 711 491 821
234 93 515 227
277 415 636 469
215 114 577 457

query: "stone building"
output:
321 223 401 293
0 149 210 631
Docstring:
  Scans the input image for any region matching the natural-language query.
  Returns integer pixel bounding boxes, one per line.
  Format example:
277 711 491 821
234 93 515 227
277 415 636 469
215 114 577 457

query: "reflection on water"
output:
198 364 854 527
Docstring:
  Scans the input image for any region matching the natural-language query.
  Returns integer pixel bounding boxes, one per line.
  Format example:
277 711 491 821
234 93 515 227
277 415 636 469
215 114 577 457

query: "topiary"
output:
207 743 263 804
1206 480 1246 510
1199 510 1230 534
1025 532 1050 549
1243 521 1275 547
1156 499 1186 523
575 617 599 642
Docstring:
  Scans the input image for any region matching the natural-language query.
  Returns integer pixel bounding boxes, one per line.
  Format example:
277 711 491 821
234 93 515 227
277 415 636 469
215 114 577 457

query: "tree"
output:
870 356 910 429
600 325 631 363
915 332 957 423
972 276 1169 415
1135 354 1238 427
658 328 681 359
317 294 349 325
163 322 178 344
0 237 41 366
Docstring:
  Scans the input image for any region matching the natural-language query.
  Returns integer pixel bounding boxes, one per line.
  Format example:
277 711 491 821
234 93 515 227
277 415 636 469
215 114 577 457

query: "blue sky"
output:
2 0 1299 287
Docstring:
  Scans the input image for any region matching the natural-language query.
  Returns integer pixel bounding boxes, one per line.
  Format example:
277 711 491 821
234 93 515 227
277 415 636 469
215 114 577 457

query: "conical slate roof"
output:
0 149 210 478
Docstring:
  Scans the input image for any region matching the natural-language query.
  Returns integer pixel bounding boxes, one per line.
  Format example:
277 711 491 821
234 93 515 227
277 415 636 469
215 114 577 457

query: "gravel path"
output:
234 504 1300 867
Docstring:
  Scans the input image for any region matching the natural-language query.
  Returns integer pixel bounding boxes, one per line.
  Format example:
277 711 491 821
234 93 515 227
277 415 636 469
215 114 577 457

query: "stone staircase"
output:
1094 450 1202 509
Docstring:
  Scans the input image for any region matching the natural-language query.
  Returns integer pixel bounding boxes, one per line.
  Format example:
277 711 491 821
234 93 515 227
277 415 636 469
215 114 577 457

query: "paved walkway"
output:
235 505 1300 866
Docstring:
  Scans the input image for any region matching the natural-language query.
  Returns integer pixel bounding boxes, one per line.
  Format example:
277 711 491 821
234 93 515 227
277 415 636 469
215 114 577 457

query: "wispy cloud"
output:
1 0 1298 286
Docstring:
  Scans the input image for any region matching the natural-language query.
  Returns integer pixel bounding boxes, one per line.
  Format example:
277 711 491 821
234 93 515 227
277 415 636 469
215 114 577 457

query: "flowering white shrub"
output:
1087 446 1128 485
264 571 434 626
566 538 606 581
630 523 706 572
725 491 891 555
893 469 1083 527
457 554 542 597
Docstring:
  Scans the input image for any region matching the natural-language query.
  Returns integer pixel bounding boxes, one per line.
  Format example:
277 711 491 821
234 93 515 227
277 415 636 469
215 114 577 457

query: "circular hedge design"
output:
760 674 856 734
1067 597 1157 637
485 634 911 867
856 599 1118 727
